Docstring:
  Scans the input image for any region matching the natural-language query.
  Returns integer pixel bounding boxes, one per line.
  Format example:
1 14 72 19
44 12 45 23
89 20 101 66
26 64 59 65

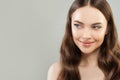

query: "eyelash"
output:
92 25 101 29
74 24 81 28
74 23 101 30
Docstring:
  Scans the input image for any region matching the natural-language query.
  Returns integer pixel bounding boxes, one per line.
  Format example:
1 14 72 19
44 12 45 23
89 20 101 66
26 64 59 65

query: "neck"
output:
80 49 100 67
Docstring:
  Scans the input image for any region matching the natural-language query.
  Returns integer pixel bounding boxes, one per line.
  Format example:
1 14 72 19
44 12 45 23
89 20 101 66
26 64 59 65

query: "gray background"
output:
0 0 119 80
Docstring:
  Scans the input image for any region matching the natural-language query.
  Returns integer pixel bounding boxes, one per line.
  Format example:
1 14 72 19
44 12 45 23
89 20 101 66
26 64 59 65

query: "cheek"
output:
72 28 79 46
93 31 106 42
72 27 76 37
72 27 79 40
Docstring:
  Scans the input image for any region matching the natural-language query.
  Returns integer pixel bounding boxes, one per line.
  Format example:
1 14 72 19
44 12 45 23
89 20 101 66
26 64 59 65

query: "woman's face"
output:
71 6 108 54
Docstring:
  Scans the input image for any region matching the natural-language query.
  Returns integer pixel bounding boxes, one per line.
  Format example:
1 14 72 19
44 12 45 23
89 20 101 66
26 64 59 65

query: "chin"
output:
81 51 93 54
80 48 100 55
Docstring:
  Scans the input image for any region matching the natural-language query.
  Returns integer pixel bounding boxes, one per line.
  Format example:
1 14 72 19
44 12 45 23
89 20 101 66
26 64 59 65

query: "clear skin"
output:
47 5 108 80
72 6 107 80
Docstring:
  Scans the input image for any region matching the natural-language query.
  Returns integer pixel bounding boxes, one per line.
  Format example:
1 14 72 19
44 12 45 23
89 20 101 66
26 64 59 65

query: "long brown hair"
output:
58 0 120 80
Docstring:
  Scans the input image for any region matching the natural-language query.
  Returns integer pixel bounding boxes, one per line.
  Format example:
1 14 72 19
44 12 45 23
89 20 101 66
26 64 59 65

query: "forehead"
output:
71 6 107 24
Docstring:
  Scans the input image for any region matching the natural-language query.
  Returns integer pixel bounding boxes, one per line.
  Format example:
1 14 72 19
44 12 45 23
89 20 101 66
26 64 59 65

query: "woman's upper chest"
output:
79 66 104 80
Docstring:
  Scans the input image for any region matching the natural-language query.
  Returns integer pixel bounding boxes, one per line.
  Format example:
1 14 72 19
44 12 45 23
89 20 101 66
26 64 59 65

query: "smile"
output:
80 41 94 47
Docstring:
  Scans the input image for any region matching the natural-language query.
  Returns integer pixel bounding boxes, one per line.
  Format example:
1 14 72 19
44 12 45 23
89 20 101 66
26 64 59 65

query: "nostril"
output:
82 32 91 39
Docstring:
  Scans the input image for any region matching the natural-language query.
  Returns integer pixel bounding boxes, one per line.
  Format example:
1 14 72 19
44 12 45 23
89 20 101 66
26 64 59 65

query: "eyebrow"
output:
74 20 102 25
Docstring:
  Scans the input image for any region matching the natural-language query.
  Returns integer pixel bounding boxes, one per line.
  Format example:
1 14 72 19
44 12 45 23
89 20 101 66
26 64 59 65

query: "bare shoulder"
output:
47 62 61 80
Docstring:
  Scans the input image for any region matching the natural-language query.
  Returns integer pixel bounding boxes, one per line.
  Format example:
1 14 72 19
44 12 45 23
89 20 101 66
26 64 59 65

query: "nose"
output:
82 28 91 39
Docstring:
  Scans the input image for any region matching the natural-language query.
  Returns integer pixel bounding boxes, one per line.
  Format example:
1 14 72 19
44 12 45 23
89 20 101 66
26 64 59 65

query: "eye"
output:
74 24 81 28
92 25 101 30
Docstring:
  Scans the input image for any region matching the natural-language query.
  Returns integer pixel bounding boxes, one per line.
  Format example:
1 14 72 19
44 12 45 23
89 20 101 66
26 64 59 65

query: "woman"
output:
47 0 120 80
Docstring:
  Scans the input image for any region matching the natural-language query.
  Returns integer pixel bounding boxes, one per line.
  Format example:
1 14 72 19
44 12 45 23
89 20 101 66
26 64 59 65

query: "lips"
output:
80 41 94 47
